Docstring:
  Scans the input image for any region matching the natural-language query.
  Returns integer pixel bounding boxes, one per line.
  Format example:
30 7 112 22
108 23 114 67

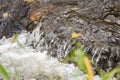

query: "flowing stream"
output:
0 26 101 80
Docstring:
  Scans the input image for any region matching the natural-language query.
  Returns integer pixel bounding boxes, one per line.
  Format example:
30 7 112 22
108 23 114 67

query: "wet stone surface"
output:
0 0 120 71
0 0 42 38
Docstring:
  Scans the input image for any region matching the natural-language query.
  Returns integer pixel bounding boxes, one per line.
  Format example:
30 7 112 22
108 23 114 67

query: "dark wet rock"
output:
26 0 120 71
0 0 28 38
0 0 120 71
0 0 42 38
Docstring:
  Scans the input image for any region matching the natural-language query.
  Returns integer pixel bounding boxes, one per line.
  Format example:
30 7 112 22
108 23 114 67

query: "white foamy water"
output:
0 27 101 80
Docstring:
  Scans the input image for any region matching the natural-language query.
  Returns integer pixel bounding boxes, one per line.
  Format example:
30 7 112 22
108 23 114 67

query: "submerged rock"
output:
0 0 120 71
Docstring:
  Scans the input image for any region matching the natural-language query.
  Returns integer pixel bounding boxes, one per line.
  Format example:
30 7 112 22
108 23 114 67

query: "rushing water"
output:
0 0 120 79
0 26 101 80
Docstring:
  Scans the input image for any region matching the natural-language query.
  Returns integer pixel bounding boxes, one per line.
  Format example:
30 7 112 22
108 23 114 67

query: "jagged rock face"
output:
0 0 120 71
30 0 120 71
